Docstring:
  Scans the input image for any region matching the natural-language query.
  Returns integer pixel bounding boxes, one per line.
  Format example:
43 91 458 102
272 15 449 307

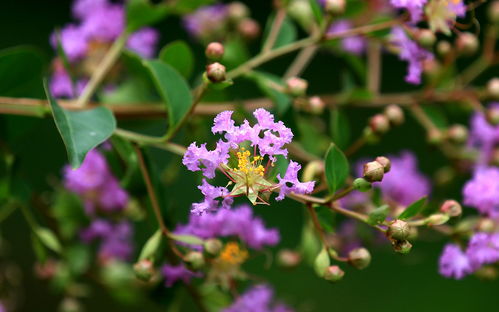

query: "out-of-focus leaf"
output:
52 191 86 239
139 229 163 261
173 0 215 14
200 284 232 312
324 143 349 194
100 77 154 103
314 248 330 277
398 196 427 220
35 227 62 254
330 109 351 149
142 60 193 137
46 84 116 169
126 0 169 32
250 71 291 115
315 206 335 232
308 0 324 24
66 245 91 275
159 40 194 79
31 234 47 263
422 106 448 130
367 205 390 225
222 38 250 69
300 221 321 265
168 233 204 245
262 14 297 50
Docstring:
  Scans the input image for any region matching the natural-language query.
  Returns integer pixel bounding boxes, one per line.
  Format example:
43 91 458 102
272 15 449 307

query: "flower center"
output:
233 147 265 177
218 242 248 265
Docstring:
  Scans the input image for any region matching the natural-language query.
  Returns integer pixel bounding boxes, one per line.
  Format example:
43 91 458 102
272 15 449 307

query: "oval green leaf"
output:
35 227 62 254
139 229 163 261
126 0 169 32
324 143 350 194
159 41 194 79
168 233 205 246
398 196 427 220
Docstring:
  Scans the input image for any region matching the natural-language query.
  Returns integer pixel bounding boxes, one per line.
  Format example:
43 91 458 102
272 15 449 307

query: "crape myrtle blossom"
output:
468 103 499 165
390 27 434 85
81 219 134 262
425 0 466 34
183 4 229 41
174 205 280 250
162 263 202 287
462 167 499 217
389 0 428 23
223 284 294 312
182 109 315 214
439 233 499 279
327 20 366 55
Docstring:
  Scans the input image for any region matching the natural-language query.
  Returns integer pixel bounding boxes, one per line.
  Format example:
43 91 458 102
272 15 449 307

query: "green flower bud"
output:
486 106 499 126
363 161 385 182
185 251 205 269
353 177 372 192
437 41 452 57
133 259 154 282
286 77 308 97
323 265 345 282
348 247 371 270
314 248 330 277
440 200 462 217
487 78 499 99
489 1 499 23
228 2 249 22
204 238 223 255
446 124 468 144
384 104 405 126
393 240 412 254
416 29 436 48
476 218 496 233
425 213 450 226
387 220 410 241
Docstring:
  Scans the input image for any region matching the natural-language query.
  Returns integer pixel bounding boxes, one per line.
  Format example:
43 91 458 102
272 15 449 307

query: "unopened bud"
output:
348 247 371 270
363 161 385 182
308 96 325 114
416 29 436 48
456 33 479 56
323 265 345 282
476 218 496 232
286 77 308 97
133 259 154 281
440 200 462 217
437 41 452 57
384 105 404 126
393 240 412 254
487 78 499 99
324 0 346 15
369 114 390 134
59 298 83 312
486 106 499 126
425 213 450 226
375 156 391 173
228 2 249 21
277 249 302 268
475 266 498 280
387 220 410 240
204 238 223 255
238 18 260 40
353 177 372 192
489 1 499 23
205 42 225 60
206 62 226 82
427 129 444 145
446 124 468 144
185 251 205 269
492 147 499 166
288 0 314 30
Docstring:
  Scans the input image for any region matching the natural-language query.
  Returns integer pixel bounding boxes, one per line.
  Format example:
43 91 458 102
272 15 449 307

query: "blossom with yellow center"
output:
218 242 249 265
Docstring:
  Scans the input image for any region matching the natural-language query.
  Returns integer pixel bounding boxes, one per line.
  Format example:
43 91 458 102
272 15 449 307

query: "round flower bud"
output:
486 106 499 126
491 147 499 166
369 114 390 135
238 18 260 40
476 218 495 232
446 124 468 144
228 2 249 22
277 249 302 268
59 298 83 312
440 200 462 217
185 251 205 269
288 0 314 30
375 156 391 173
427 128 444 145
416 29 436 48
425 213 450 226
387 219 410 241
393 240 412 254
456 33 479 56
204 238 223 255
488 1 499 23
323 265 345 282
206 62 226 83
363 161 385 182
205 42 225 61
133 259 154 281
286 77 308 97
353 177 372 192
487 78 499 98
348 247 371 270
324 0 346 15
423 59 441 77
384 104 404 126
308 96 326 114
437 41 452 57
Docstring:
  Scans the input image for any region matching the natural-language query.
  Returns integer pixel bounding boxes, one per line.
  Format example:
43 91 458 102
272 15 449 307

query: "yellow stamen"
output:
218 242 248 265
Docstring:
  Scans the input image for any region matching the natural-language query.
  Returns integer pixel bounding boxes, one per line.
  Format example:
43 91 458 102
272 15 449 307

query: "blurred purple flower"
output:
468 103 499 165
439 244 473 279
162 263 201 287
466 232 499 269
223 285 293 312
328 20 366 55
72 0 107 19
126 27 160 58
49 68 87 98
50 24 88 62
81 219 134 261
80 3 124 41
183 4 229 40
462 166 499 217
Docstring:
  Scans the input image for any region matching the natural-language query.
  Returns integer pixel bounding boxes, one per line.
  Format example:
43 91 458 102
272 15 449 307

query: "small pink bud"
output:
323 265 345 282
363 161 385 182
134 259 155 281
487 78 499 99
446 124 468 144
205 42 225 60
456 33 479 56
486 106 499 126
206 62 226 82
437 41 452 57
286 77 308 97
476 218 496 232
375 156 391 173
369 114 390 134
238 18 260 40
384 105 405 126
425 213 450 226
228 2 249 21
440 200 462 217
277 249 302 268
427 129 444 145
308 96 325 114
324 0 346 15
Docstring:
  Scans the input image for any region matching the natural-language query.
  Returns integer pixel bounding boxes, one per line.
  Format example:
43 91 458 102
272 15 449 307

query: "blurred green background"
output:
0 0 498 311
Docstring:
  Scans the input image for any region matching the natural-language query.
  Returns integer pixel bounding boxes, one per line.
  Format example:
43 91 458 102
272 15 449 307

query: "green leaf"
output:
324 143 349 194
143 60 193 137
367 205 390 225
422 106 448 130
262 14 297 50
300 221 321 265
308 0 324 24
172 0 215 14
398 196 427 220
250 71 292 115
126 0 169 32
222 38 250 69
139 230 163 261
66 245 91 275
45 83 117 169
168 233 204 246
315 206 335 232
159 41 194 79
314 248 330 277
330 109 351 149
35 227 62 254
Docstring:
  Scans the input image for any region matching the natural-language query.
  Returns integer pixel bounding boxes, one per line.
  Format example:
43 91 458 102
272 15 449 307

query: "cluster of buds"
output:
387 220 413 254
366 105 404 139
362 156 391 183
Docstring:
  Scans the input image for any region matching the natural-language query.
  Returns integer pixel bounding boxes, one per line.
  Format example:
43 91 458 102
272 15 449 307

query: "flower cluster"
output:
327 20 366 55
183 109 315 214
223 284 293 312
49 0 159 98
468 103 499 165
81 219 134 262
162 263 202 287
462 167 499 217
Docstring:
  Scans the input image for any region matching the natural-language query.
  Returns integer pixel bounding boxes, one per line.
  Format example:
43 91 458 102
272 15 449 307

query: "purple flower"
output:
390 0 428 22
81 219 134 262
327 20 366 55
126 27 160 58
462 167 499 217
468 103 499 165
223 285 293 312
162 263 201 287
191 179 233 215
175 205 280 249
466 232 499 269
49 68 87 98
390 27 434 85
183 109 314 210
51 24 88 62
72 0 107 19
439 244 473 279
379 151 430 206
80 3 124 41
183 4 229 40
